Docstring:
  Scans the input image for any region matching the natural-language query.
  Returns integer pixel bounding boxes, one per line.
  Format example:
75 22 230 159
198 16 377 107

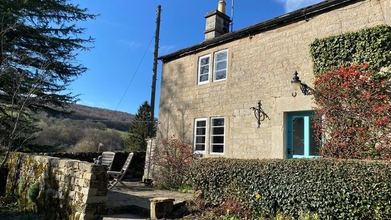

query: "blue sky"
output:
69 0 322 116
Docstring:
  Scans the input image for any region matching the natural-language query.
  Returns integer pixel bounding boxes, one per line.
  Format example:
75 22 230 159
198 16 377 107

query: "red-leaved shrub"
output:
313 65 391 160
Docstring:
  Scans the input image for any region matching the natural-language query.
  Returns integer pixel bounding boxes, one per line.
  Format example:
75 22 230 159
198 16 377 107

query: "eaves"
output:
158 0 363 63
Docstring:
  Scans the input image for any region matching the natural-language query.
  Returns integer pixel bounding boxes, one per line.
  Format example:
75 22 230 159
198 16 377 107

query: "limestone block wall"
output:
6 153 108 220
158 0 391 159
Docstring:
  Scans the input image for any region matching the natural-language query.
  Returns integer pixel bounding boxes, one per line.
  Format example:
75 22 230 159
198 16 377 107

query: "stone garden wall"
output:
6 153 108 220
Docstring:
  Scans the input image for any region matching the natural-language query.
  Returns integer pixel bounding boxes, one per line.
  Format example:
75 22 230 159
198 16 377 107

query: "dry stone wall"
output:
6 153 108 220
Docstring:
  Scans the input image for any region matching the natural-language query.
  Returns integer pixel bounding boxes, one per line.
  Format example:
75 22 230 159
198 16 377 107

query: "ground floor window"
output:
210 117 225 154
193 117 225 154
194 118 207 153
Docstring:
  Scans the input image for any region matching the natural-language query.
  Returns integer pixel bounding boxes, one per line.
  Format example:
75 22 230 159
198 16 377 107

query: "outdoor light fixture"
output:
291 71 312 97
250 100 270 128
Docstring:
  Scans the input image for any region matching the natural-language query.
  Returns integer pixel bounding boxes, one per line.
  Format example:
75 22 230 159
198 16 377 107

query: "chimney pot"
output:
218 0 226 14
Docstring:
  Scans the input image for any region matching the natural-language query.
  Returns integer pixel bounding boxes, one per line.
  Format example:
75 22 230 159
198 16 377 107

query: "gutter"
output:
158 0 362 62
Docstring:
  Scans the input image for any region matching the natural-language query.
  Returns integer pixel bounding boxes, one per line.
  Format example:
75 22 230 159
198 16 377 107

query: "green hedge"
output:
190 158 391 219
310 25 391 75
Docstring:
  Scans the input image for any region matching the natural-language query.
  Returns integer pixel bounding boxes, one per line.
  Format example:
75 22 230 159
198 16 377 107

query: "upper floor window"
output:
213 50 228 81
197 49 228 84
198 55 210 84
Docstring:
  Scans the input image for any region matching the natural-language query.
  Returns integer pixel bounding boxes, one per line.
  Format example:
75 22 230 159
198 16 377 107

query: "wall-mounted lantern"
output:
250 100 270 128
291 71 312 97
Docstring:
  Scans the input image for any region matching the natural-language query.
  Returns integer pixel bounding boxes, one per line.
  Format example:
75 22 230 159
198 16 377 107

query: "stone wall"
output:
45 151 145 179
6 153 108 220
157 0 391 159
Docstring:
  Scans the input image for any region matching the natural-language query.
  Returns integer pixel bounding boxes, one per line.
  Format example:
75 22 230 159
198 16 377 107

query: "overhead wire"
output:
65 119 157 123
115 35 155 111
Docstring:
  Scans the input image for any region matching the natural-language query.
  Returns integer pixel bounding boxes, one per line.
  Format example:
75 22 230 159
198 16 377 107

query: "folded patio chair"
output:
94 151 116 171
107 152 134 189
100 151 116 171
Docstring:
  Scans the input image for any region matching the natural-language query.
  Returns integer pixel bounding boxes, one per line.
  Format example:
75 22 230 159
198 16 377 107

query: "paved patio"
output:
101 180 195 219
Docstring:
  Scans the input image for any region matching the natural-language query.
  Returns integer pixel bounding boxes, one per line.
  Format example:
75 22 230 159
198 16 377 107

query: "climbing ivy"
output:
310 25 391 76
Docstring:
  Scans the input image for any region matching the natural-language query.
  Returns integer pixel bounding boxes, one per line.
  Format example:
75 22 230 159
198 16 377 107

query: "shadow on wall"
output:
158 62 191 143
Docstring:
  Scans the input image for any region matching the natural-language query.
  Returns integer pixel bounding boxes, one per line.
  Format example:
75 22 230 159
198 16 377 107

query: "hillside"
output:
59 104 135 132
29 104 135 152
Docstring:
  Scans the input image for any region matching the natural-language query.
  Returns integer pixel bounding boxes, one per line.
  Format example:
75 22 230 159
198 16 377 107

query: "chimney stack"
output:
204 0 231 40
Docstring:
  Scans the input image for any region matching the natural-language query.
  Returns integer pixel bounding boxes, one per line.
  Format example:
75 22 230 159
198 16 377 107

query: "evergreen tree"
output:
0 0 97 168
125 101 155 152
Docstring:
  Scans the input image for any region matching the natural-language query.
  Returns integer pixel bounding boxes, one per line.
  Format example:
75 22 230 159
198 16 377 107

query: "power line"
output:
62 119 157 123
115 35 154 111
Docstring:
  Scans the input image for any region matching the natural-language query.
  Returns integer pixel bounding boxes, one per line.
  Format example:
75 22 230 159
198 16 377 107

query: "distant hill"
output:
55 104 135 132
28 104 134 152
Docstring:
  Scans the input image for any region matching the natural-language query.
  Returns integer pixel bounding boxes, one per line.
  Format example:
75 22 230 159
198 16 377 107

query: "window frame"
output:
193 118 207 154
210 117 225 154
213 49 228 82
197 54 211 84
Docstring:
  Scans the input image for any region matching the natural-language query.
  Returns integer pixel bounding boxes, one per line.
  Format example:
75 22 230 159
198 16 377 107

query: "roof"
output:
158 0 362 62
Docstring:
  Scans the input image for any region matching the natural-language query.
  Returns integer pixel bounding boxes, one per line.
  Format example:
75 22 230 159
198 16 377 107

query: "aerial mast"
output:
231 0 234 31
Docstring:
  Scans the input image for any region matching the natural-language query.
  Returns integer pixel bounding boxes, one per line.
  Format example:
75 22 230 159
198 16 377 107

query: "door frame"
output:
286 111 320 159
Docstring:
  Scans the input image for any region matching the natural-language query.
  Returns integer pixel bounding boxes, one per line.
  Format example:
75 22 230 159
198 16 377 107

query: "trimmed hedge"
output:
190 158 391 219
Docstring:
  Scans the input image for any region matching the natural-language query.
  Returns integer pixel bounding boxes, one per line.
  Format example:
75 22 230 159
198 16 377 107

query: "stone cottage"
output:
156 0 391 159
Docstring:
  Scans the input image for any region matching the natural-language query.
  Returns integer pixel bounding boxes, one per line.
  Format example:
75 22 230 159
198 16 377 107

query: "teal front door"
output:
287 112 320 158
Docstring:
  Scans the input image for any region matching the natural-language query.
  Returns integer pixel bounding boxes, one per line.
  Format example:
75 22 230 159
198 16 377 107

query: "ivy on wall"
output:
310 25 391 160
310 25 391 76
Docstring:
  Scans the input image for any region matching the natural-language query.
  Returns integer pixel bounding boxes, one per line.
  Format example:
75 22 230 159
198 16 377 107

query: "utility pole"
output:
149 5 161 138
145 5 161 184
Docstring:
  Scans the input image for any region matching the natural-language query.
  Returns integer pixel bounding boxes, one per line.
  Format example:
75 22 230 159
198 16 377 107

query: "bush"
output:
152 136 199 189
190 158 391 219
313 65 391 159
